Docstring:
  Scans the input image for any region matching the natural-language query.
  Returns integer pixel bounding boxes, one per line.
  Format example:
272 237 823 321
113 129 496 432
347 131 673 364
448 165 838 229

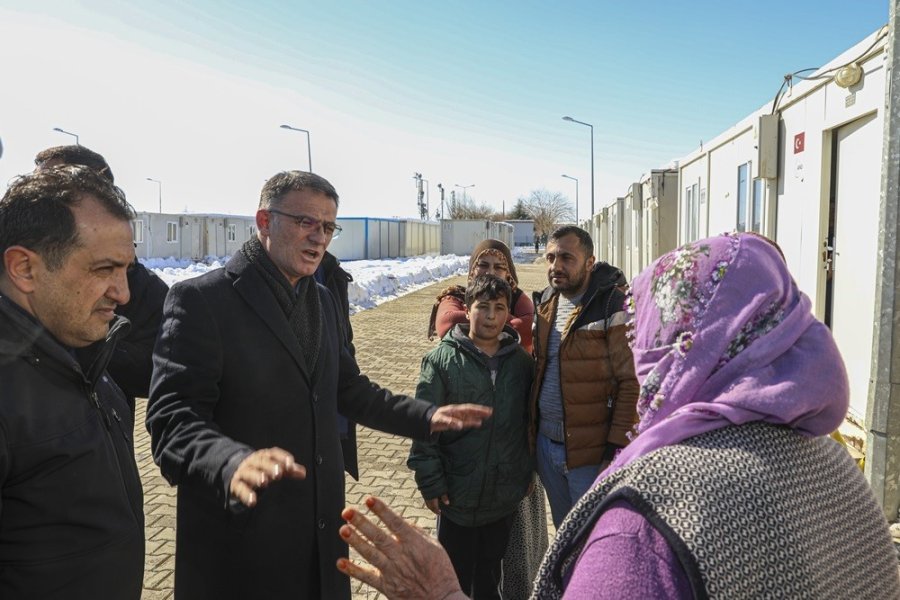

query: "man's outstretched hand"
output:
229 447 307 508
429 404 492 433
337 496 469 600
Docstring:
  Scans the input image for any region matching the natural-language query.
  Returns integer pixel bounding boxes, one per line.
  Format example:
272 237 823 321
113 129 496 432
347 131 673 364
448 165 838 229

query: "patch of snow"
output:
142 254 468 314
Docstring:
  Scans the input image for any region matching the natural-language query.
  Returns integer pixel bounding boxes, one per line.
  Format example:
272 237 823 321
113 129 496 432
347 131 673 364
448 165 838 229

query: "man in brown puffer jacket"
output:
530 225 638 528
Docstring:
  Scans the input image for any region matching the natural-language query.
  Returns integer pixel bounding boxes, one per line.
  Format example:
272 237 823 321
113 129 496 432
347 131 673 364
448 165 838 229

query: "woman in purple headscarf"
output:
532 232 899 599
337 233 899 600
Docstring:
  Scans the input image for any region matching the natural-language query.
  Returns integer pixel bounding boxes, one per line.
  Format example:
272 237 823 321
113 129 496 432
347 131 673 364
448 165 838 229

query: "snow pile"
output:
143 254 469 314
345 255 468 314
144 257 228 288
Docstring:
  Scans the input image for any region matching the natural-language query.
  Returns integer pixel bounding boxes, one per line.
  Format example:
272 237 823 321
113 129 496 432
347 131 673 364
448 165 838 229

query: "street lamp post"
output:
146 177 162 213
454 183 475 204
413 173 431 220
562 174 579 225
437 183 445 219
52 127 79 145
562 116 594 218
422 178 431 219
279 124 313 172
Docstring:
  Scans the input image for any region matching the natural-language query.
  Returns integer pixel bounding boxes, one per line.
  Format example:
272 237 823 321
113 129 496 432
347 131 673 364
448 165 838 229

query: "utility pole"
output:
413 172 427 220
437 183 445 219
867 0 900 521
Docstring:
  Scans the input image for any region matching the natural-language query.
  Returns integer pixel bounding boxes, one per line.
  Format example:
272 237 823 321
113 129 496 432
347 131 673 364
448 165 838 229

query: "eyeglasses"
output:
267 208 342 239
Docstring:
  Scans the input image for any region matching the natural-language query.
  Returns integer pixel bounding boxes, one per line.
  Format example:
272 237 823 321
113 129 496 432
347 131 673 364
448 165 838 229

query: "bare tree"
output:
520 189 574 237
447 195 494 220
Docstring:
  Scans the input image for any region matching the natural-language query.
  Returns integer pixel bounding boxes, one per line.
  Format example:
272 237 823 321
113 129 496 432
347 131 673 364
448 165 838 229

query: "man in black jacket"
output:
0 167 144 598
316 251 364 479
34 145 169 408
147 170 491 599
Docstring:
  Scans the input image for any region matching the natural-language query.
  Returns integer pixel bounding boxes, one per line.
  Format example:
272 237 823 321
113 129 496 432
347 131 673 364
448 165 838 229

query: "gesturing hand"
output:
229 447 307 508
337 496 468 600
429 403 492 433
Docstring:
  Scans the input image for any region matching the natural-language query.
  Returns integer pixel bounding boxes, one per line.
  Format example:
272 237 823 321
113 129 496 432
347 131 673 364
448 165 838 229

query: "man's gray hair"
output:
259 171 339 210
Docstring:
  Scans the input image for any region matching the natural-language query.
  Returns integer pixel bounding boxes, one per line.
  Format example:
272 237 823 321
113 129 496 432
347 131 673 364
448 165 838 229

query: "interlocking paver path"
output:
136 255 551 599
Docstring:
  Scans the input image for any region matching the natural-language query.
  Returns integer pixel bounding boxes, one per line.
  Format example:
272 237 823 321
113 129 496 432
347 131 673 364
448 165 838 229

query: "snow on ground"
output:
341 255 468 314
143 254 470 315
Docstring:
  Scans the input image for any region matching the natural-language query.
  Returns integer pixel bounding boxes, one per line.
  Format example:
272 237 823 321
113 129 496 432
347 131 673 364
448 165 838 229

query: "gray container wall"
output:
323 218 440 261
505 220 536 246
327 219 367 261
592 208 609 263
640 170 679 270
440 220 514 255
132 213 190 260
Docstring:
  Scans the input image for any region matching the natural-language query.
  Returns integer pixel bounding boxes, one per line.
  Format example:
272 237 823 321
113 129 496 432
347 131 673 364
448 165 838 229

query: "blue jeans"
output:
536 432 602 528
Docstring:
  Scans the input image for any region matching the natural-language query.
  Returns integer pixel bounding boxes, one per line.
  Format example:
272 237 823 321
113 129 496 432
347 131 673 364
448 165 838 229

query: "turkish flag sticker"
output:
794 132 805 154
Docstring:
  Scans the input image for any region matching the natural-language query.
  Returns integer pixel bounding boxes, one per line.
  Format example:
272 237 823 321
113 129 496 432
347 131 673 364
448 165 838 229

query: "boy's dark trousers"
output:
437 513 515 600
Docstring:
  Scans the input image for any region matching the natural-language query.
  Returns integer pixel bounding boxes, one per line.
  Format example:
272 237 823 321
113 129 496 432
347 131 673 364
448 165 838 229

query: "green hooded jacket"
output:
408 323 535 527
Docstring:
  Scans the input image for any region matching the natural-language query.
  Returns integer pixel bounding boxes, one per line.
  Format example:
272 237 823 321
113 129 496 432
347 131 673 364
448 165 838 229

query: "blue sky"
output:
0 1 888 219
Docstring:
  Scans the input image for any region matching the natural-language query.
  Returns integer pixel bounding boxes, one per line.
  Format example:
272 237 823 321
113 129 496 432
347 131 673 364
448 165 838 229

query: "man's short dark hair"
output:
550 225 593 257
259 171 339 210
34 145 115 183
465 274 512 309
0 166 135 275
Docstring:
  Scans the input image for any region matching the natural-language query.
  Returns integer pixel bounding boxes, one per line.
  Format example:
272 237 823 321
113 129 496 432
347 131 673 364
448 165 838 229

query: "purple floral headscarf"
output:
602 232 848 477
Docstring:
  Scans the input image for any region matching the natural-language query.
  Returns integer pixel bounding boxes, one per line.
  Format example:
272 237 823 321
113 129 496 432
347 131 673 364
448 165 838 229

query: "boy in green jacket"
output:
408 274 535 600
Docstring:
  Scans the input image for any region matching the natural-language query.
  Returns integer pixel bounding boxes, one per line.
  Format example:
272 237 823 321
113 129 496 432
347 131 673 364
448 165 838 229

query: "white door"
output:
829 111 881 420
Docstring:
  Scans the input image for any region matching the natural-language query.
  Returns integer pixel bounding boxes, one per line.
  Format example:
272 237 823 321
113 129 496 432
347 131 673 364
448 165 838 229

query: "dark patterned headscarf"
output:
467 239 518 291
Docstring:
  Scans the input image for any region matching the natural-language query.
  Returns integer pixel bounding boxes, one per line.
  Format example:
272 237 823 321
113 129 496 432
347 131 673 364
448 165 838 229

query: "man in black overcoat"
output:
147 171 490 599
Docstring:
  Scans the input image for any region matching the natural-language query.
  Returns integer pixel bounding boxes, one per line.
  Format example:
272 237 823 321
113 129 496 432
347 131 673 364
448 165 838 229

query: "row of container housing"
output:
587 25 897 515
131 213 512 262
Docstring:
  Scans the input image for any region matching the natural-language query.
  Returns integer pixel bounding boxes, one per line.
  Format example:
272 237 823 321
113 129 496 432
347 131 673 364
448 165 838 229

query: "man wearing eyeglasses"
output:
147 170 491 600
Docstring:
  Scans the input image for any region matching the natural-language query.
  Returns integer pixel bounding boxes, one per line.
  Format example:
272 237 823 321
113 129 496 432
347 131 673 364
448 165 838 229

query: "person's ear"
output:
3 246 38 294
586 254 596 270
256 209 271 235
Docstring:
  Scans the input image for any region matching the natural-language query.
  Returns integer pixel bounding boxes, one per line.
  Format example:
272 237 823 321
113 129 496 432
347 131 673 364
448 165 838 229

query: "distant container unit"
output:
504 219 536 246
593 170 679 276
131 212 257 262
325 217 440 260
589 26 888 426
440 219 515 255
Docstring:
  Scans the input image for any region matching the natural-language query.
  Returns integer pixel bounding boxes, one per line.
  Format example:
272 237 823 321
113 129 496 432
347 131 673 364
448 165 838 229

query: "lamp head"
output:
562 116 574 122
834 63 862 89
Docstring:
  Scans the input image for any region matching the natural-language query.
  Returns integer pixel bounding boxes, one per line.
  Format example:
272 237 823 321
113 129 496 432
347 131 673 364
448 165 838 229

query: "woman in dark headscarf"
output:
429 239 534 352
338 233 900 600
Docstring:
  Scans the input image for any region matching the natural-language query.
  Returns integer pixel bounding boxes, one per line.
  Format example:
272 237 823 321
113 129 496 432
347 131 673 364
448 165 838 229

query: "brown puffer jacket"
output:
529 262 639 469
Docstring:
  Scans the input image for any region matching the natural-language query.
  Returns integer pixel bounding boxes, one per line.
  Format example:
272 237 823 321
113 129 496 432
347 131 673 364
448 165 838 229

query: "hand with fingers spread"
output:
337 496 469 600
429 403 492 433
229 447 307 508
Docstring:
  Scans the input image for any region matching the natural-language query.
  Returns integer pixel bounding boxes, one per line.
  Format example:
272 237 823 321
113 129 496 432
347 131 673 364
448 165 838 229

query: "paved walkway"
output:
137 256 551 599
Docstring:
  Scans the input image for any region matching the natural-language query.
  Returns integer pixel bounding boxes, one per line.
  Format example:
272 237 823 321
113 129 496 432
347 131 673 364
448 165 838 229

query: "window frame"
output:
132 219 144 244
736 162 751 232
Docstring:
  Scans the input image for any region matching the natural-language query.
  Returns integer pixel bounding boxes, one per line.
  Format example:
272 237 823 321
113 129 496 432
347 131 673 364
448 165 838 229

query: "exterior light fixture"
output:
834 63 862 89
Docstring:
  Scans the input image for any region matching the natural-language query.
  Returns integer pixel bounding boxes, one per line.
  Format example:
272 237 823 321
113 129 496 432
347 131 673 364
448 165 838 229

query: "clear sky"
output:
0 0 888 219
